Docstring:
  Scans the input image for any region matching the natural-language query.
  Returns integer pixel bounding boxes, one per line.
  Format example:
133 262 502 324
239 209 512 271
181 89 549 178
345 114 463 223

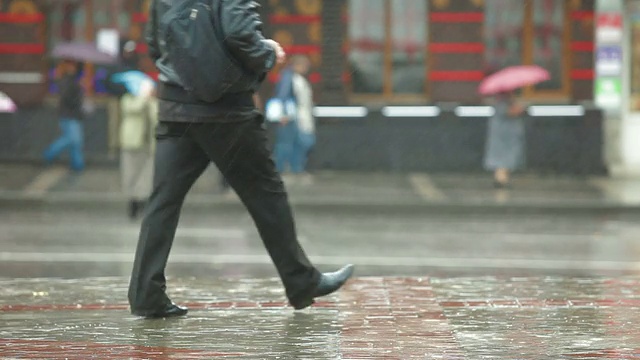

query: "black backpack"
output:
160 0 255 102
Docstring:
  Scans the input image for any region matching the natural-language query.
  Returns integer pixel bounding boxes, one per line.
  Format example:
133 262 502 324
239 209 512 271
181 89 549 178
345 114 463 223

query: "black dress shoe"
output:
293 264 355 310
142 303 188 319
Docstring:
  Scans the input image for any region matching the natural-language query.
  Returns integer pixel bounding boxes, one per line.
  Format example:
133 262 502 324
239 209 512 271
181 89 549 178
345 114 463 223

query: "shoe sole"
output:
142 310 188 319
292 298 315 310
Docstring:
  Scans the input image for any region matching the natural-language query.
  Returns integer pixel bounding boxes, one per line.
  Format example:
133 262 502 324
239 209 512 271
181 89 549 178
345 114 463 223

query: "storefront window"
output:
348 0 427 97
391 0 427 94
485 0 569 97
348 0 384 94
484 0 524 71
531 0 565 92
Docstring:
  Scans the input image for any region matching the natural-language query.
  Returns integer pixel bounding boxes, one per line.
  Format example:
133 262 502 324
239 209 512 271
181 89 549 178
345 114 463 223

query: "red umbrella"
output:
478 65 550 96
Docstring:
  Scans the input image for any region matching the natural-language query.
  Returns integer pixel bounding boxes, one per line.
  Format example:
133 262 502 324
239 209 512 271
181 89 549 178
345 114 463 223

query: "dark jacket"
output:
146 0 276 121
58 74 84 121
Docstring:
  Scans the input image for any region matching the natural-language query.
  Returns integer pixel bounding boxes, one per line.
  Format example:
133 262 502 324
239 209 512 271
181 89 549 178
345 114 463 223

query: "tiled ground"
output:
1 276 640 359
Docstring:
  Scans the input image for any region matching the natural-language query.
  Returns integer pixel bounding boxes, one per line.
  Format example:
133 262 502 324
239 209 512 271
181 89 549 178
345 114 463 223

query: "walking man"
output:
128 0 354 318
44 60 85 172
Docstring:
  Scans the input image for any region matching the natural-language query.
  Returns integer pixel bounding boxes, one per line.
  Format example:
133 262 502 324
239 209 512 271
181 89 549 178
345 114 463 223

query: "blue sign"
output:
596 45 623 76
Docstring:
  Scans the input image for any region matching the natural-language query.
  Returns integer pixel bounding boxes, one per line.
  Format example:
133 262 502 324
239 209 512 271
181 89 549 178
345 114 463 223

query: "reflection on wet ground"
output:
2 203 640 357
1 276 640 359
2 207 640 278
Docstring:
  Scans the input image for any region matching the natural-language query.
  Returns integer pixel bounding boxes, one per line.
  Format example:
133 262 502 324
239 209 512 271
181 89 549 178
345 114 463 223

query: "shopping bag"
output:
265 98 296 122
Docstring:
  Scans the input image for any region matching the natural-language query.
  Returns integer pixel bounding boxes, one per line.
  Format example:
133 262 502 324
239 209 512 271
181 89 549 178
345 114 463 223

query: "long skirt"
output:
484 115 526 171
121 149 154 201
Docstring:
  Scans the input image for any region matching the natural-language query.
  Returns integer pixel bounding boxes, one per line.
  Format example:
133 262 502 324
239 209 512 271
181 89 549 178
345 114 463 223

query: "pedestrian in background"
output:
272 56 316 180
484 90 526 188
44 60 85 172
105 40 139 97
116 75 157 219
128 0 353 318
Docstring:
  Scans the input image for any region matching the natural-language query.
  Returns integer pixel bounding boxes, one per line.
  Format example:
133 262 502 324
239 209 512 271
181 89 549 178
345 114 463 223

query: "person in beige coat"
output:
119 79 158 219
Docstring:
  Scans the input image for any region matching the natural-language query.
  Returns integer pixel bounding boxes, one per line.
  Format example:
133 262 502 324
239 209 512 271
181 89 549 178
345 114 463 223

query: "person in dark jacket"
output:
104 40 139 97
43 60 85 171
128 0 354 319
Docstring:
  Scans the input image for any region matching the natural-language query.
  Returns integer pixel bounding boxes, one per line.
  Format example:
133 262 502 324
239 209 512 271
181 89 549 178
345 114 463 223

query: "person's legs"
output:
134 151 154 205
493 168 510 188
274 121 296 173
44 119 73 163
128 122 210 315
191 118 321 306
291 130 316 174
121 150 138 219
121 150 153 219
67 119 84 171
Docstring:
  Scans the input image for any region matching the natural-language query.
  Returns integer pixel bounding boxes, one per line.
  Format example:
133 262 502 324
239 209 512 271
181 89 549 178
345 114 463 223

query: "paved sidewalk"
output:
1 276 640 359
3 163 640 211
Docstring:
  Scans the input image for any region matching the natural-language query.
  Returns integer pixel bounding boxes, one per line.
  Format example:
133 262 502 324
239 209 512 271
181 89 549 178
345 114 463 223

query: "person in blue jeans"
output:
273 56 315 176
44 60 85 171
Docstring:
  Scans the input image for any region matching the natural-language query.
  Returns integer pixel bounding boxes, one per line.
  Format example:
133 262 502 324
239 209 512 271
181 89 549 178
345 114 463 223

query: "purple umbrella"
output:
51 42 118 65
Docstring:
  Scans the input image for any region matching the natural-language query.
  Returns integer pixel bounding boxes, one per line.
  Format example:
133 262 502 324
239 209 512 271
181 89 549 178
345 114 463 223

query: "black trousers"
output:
128 117 320 315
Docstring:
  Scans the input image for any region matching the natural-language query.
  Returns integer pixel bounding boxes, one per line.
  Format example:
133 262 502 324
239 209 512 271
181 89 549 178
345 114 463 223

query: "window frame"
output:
520 0 572 99
346 0 429 103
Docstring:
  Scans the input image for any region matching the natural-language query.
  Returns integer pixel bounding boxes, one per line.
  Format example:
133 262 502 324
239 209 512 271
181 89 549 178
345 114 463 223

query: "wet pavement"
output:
2 206 640 278
4 163 640 211
1 276 640 359
3 163 640 358
1 207 640 358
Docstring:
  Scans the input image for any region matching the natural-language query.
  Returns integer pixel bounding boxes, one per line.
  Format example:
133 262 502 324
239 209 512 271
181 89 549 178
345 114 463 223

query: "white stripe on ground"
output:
0 222 587 243
0 224 314 242
0 190 232 204
23 167 69 196
0 252 638 271
2 224 246 239
409 173 447 201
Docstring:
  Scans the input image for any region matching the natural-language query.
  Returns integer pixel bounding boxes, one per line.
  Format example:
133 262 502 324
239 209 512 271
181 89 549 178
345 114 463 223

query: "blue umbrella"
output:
111 71 155 97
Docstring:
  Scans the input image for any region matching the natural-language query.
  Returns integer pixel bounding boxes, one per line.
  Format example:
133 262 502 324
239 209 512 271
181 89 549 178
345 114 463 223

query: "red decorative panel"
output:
430 43 484 53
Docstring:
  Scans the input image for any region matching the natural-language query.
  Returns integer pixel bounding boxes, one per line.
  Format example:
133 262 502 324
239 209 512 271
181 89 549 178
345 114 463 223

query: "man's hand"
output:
263 39 286 64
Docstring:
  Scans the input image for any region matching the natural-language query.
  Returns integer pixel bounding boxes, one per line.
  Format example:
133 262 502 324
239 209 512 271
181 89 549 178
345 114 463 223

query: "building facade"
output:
260 0 596 105
0 0 610 174
0 0 596 105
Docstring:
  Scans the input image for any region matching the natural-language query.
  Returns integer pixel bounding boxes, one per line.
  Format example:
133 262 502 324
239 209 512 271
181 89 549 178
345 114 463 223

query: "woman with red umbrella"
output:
483 89 526 188
479 65 550 188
